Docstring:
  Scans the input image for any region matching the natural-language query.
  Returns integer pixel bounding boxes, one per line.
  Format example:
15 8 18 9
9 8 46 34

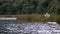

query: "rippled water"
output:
0 20 60 34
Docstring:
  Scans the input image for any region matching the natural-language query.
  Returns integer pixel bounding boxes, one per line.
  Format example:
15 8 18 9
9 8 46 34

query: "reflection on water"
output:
0 20 60 34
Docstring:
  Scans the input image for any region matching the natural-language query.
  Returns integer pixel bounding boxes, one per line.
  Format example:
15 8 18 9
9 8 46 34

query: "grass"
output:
16 14 60 23
0 14 60 24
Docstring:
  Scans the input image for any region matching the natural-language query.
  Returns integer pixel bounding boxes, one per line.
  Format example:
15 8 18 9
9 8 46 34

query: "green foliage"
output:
0 0 60 14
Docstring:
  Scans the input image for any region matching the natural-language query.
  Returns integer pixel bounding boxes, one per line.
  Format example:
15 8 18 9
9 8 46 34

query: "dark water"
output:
0 20 60 34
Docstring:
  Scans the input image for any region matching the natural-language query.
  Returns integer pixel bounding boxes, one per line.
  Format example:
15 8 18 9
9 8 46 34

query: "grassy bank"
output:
0 14 60 24
16 14 60 23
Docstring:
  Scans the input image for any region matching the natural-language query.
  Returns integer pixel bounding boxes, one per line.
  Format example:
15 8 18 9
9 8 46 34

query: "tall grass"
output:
0 14 60 24
16 14 60 23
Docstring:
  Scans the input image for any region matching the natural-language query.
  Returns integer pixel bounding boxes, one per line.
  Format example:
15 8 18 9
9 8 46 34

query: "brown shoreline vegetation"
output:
0 14 60 24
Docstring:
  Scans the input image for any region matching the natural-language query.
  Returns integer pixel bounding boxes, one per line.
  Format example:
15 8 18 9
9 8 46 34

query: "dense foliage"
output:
0 0 60 15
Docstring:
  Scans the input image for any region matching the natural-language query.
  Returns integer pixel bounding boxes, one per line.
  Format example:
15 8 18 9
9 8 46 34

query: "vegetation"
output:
0 0 60 14
16 14 60 23
0 14 60 24
17 14 60 24
0 0 60 24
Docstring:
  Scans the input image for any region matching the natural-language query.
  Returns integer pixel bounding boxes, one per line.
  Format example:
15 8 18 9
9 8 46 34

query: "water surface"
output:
0 20 60 34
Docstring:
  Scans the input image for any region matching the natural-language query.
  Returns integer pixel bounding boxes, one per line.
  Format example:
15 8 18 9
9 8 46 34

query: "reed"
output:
0 14 60 24
16 14 60 23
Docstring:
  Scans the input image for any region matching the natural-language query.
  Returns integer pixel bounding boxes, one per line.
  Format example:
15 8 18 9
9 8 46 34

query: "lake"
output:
0 20 60 34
